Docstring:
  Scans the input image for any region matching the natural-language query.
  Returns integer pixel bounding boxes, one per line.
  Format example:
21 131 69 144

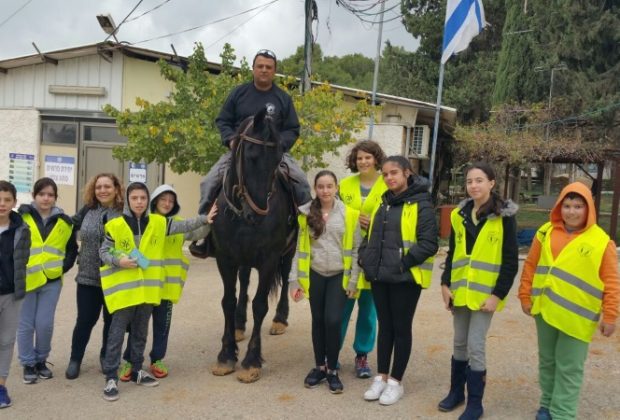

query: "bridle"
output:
223 119 278 218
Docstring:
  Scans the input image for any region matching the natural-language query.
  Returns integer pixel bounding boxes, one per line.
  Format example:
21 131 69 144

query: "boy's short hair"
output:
564 192 586 202
0 180 17 200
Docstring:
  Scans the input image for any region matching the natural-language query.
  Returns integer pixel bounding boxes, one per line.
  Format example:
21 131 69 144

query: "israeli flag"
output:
441 0 487 64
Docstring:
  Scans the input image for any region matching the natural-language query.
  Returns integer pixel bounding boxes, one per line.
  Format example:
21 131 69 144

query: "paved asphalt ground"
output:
5 252 620 419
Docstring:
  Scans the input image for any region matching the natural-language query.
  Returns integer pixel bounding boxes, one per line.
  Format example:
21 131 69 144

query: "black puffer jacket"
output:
360 176 438 284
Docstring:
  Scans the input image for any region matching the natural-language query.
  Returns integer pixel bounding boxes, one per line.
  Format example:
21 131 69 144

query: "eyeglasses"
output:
254 49 277 61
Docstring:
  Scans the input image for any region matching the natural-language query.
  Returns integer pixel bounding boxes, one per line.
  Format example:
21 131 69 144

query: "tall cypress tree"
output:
492 0 546 104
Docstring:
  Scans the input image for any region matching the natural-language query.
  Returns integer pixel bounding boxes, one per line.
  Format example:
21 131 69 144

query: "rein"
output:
224 120 278 218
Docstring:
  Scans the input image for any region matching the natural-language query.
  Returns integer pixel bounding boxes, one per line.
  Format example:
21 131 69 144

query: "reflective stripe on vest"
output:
296 206 359 299
160 216 190 303
450 209 506 311
22 214 72 292
367 201 435 288
100 215 167 313
530 222 607 342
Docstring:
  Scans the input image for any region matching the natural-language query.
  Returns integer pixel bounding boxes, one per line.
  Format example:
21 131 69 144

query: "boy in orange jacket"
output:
519 182 619 420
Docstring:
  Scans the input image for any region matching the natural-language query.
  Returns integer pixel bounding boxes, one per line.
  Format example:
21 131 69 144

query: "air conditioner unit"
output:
407 125 430 158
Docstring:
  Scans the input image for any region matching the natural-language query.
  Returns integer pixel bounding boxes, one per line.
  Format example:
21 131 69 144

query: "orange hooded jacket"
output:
518 182 619 324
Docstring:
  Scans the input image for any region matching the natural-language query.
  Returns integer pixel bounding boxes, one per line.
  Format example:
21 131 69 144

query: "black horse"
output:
234 248 294 342
210 109 296 382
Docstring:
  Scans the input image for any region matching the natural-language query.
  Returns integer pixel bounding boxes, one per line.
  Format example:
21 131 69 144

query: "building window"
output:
83 125 127 143
41 121 78 145
408 125 430 157
410 126 425 155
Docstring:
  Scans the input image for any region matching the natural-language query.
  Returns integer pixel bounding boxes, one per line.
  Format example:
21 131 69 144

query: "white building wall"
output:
0 108 40 205
0 52 123 110
307 123 405 185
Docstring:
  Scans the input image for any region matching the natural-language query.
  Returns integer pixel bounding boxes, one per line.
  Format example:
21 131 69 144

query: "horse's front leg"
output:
235 266 251 342
270 253 292 335
212 258 239 376
237 263 277 383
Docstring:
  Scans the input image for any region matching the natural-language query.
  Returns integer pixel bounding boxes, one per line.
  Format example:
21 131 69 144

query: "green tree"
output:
492 1 545 104
104 43 373 174
279 44 375 90
381 0 506 123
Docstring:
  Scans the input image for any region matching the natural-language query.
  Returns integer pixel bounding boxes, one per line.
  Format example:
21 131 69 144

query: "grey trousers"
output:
198 151 311 214
103 304 153 380
452 305 494 371
0 294 22 379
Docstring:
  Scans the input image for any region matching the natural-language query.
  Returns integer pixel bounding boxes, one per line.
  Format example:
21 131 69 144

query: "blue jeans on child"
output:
17 280 62 366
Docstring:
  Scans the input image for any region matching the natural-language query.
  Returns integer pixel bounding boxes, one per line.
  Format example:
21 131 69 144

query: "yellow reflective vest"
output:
339 174 387 291
22 213 73 292
531 222 608 342
160 216 190 304
368 202 434 288
296 206 359 298
100 215 166 313
450 209 506 311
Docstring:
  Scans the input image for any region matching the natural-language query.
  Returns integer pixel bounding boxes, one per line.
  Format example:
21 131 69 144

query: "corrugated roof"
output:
0 42 456 130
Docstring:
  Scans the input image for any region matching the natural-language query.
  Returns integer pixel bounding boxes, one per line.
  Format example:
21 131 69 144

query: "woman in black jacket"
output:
359 156 438 406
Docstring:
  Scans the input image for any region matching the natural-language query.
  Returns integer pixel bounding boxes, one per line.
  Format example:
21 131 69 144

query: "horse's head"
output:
228 108 283 223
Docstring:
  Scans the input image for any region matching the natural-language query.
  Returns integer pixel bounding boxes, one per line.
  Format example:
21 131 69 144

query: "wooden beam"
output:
0 67 7 74
32 42 58 65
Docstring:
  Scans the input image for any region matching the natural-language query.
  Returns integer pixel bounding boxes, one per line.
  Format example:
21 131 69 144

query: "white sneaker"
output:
379 378 404 405
364 375 387 401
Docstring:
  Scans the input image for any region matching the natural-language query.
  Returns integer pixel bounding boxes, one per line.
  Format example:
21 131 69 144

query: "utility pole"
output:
535 63 567 194
302 0 314 94
367 0 386 140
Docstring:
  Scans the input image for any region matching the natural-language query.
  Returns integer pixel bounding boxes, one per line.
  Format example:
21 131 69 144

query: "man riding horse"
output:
194 48 311 256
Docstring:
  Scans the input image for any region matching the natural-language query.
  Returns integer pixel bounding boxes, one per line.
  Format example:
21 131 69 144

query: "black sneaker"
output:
103 379 119 401
35 361 53 379
23 365 38 384
326 371 344 394
131 369 159 387
304 368 326 388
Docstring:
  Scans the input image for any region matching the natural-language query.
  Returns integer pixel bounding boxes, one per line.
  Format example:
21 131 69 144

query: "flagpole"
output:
428 62 445 192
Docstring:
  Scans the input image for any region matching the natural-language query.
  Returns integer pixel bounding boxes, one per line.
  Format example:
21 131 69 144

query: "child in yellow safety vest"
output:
17 177 77 384
118 184 216 381
98 182 212 402
438 162 518 420
519 182 619 420
338 140 387 379
289 170 362 395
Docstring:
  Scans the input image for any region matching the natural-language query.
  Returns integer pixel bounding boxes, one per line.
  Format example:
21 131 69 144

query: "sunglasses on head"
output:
255 49 276 61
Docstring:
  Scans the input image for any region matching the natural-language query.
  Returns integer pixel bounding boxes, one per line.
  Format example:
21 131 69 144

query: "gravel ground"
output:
5 254 620 419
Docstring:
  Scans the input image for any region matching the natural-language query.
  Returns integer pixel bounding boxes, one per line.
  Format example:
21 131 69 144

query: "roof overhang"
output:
0 42 220 74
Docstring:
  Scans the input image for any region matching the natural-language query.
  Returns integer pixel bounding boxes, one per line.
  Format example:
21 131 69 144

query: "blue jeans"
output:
17 280 62 366
340 289 377 355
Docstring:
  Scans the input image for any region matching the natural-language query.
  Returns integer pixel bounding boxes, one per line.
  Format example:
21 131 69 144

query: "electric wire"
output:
126 0 173 23
205 0 279 49
104 0 145 42
0 0 33 29
128 0 280 46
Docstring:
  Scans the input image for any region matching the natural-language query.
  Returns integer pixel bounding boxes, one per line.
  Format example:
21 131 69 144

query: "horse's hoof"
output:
269 321 287 335
237 367 261 383
211 361 236 376
235 329 246 342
